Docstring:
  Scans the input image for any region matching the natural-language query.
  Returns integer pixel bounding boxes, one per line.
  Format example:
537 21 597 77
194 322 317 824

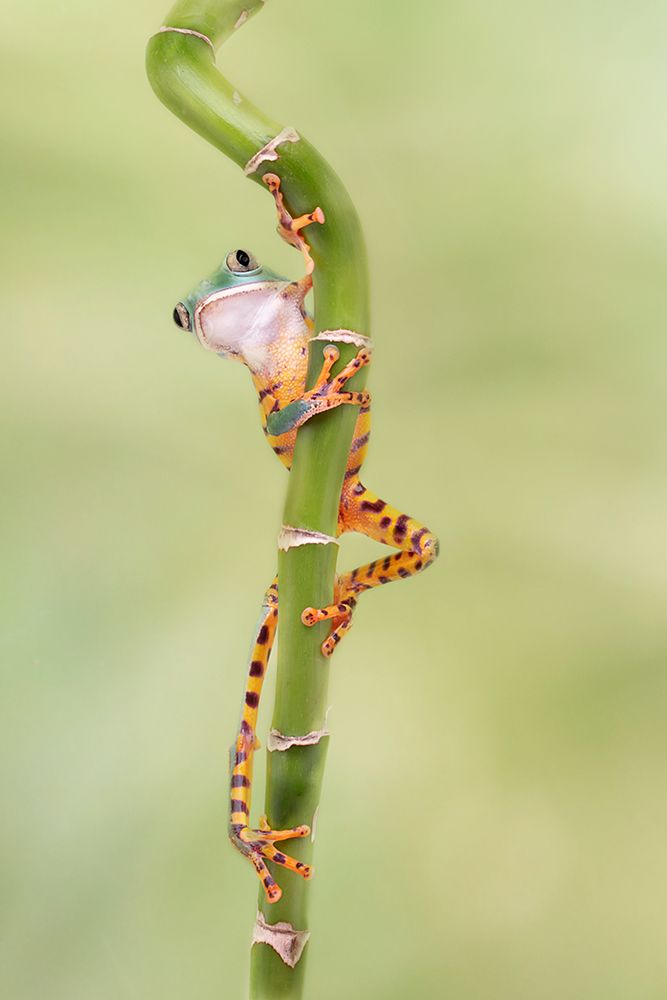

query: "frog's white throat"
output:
194 281 308 374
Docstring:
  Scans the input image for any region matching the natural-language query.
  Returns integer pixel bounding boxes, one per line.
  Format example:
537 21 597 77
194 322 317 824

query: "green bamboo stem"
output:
146 5 369 997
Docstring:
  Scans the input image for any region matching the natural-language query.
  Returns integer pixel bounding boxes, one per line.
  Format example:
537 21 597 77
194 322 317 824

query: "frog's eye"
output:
173 302 191 331
226 249 260 274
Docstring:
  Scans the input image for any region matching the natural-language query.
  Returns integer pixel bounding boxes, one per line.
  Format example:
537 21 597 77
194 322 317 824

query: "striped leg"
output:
303 482 439 656
228 578 312 904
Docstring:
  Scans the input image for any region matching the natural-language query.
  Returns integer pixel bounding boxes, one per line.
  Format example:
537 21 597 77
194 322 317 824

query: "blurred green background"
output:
2 1 666 997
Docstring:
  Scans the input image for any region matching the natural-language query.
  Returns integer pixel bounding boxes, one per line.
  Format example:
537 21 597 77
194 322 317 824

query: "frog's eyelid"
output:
173 302 191 331
225 249 261 274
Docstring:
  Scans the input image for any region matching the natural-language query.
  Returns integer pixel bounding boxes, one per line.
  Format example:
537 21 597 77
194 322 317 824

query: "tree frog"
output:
171 175 439 903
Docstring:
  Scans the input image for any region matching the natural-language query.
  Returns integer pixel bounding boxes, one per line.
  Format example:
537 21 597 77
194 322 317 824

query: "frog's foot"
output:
263 172 325 274
302 597 357 657
305 345 372 403
265 347 370 437
231 816 312 904
328 347 372 390
311 345 340 388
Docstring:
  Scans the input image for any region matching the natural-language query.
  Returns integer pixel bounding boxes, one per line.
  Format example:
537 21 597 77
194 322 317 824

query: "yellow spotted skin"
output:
178 176 438 904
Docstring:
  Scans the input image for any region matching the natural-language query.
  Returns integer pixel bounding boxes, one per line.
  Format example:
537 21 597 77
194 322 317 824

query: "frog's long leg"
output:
228 578 312 904
263 171 325 275
303 484 439 656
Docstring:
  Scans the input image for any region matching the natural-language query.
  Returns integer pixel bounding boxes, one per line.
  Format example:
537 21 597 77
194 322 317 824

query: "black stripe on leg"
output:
393 514 409 542
351 432 370 453
411 527 426 552
361 498 386 513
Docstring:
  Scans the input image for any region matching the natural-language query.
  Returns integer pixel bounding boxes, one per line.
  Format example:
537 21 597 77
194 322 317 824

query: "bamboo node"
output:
267 729 330 752
277 525 338 551
244 127 301 176
309 329 374 349
252 911 310 968
153 25 215 52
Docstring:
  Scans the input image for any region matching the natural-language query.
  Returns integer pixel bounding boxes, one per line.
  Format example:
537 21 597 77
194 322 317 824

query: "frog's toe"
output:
232 821 312 904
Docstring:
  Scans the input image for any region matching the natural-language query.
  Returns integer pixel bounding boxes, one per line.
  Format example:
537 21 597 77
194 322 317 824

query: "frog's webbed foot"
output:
301 345 371 419
305 345 372 404
265 345 371 437
230 816 312 904
263 172 325 275
302 596 358 657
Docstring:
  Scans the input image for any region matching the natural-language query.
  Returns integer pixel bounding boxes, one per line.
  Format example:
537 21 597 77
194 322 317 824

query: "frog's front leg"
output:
263 172 325 275
265 346 371 438
229 578 312 904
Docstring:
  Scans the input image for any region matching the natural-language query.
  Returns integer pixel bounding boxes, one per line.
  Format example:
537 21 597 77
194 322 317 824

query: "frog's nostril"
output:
173 303 190 331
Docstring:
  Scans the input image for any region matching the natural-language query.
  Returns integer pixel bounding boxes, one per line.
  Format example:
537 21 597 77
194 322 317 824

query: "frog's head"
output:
173 249 309 371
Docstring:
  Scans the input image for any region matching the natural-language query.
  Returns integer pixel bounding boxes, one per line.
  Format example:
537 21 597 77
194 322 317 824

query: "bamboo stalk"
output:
146 5 369 997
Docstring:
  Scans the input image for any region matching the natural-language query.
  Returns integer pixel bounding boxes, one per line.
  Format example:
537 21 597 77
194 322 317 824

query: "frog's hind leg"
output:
339 482 439 598
228 577 312 903
302 483 439 657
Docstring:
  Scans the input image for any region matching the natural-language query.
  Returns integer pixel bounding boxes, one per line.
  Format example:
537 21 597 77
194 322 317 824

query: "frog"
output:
172 174 439 903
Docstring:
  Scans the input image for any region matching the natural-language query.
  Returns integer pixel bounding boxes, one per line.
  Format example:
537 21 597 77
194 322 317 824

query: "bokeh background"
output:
2 1 666 997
